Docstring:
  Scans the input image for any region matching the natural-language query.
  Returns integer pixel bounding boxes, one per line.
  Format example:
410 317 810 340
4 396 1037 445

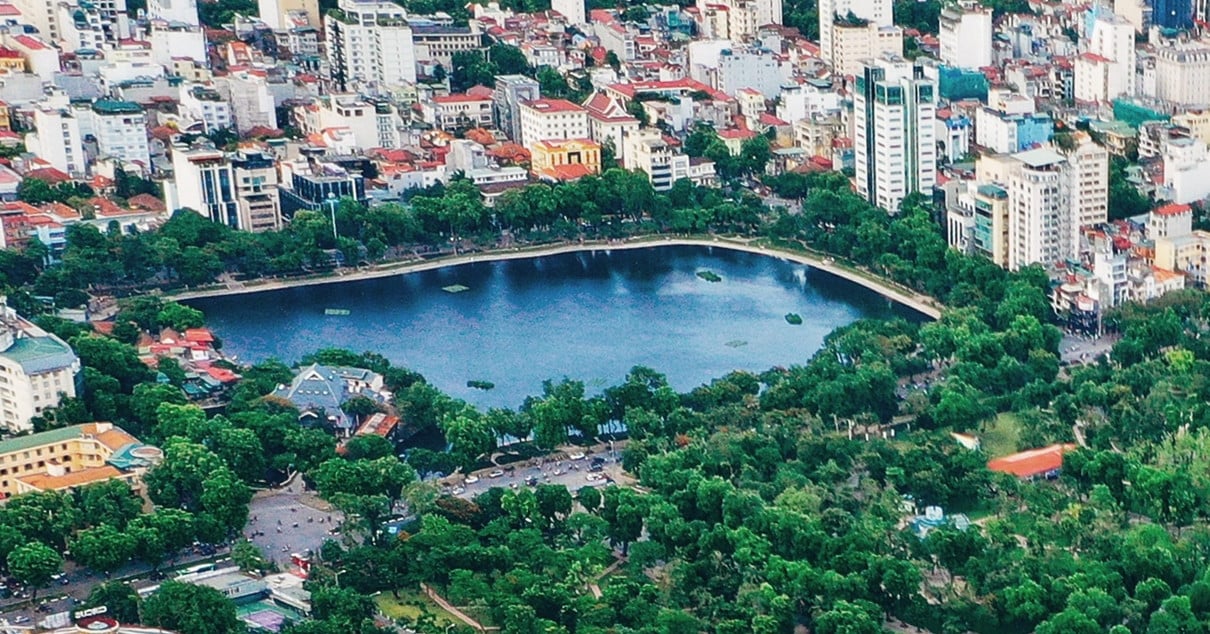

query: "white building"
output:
4 34 59 82
169 145 240 228
25 102 86 176
86 100 150 170
829 22 902 77
551 0 584 24
1062 131 1109 231
518 98 589 149
818 0 891 64
696 0 781 40
11 0 61 42
939 3 993 70
230 149 283 233
1163 136 1210 204
324 0 416 93
421 93 495 130
583 91 640 164
623 129 716 191
146 0 199 25
853 56 937 212
0 298 80 434
1075 13 1135 102
1008 147 1072 270
716 47 785 99
777 80 841 123
1154 42 1210 107
215 71 278 134
149 21 207 66
298 94 400 149
178 84 232 134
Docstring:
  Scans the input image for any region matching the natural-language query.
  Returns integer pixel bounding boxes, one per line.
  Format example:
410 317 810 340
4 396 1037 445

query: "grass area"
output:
980 413 1023 458
375 590 460 626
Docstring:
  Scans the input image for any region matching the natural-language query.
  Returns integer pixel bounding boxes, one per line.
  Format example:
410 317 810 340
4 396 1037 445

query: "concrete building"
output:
696 0 781 40
1061 131 1109 232
178 84 232 134
975 108 1053 153
422 93 495 130
230 149 283 233
818 0 891 64
552 0 585 24
518 98 589 149
324 0 416 93
169 145 239 229
716 47 784 99
86 100 150 170
4 34 59 82
939 3 993 70
1008 147 1072 270
0 422 160 498
531 138 602 180
25 103 86 176
583 91 639 164
1075 13 1135 102
1172 110 1210 146
148 21 206 66
0 299 79 434
1163 136 1210 203
298 95 399 149
853 56 937 212
1149 202 1194 239
272 363 389 433
411 23 483 69
1155 229 1210 285
1154 42 1210 107
830 22 903 77
623 129 716 190
258 0 320 29
493 75 541 143
146 0 198 25
11 0 61 42
215 72 278 135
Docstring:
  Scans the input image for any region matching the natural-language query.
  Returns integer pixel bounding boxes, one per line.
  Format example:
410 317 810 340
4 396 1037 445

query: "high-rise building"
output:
696 0 781 40
1153 41 1210 106
552 0 585 24
1060 131 1109 231
1075 12 1136 102
1008 148 1072 270
819 0 891 64
518 99 590 149
1152 0 1192 29
853 56 937 212
324 0 416 93
258 0 320 29
230 149 283 233
830 22 902 76
939 3 993 70
493 75 541 142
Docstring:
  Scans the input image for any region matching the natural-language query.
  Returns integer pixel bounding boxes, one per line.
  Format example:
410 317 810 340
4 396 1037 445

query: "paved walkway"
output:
167 237 942 318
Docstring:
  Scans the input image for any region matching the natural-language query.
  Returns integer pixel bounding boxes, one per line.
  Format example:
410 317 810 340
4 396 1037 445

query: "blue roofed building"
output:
270 364 390 434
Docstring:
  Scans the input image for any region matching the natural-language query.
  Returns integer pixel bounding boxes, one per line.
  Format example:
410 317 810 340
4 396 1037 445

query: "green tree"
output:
7 542 62 599
140 581 243 634
85 581 141 624
72 524 137 574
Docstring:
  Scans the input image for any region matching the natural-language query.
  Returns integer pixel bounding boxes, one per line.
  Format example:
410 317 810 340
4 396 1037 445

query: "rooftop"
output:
522 98 585 113
1013 147 1065 168
987 443 1077 478
3 334 77 375
92 99 143 115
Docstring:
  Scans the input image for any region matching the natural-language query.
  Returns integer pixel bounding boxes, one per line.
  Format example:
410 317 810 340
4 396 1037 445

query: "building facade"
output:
87 100 151 170
0 299 80 434
853 57 937 212
939 3 993 70
324 0 417 93
0 422 160 498
518 98 589 149
493 75 541 143
818 0 891 64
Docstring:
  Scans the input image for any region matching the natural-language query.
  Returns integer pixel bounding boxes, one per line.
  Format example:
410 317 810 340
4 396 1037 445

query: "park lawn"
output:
375 590 461 626
981 412 1022 458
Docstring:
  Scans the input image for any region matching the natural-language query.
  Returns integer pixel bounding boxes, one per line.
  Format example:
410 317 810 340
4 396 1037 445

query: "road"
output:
1060 332 1118 365
448 455 631 499
245 479 341 568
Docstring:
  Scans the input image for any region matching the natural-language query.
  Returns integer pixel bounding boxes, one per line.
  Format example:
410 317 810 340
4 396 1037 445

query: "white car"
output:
568 452 586 461
464 475 480 484
586 473 603 481
488 470 505 478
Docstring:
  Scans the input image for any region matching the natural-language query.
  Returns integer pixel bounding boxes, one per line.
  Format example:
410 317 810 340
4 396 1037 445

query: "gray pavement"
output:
246 480 342 568
1060 332 1118 365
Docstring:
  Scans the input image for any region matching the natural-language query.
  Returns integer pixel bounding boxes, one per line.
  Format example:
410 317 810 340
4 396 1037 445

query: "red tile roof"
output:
522 98 586 114
987 444 1077 478
1154 202 1192 216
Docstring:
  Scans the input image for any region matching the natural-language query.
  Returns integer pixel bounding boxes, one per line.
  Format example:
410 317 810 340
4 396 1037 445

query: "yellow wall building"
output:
0 422 161 499
530 138 602 181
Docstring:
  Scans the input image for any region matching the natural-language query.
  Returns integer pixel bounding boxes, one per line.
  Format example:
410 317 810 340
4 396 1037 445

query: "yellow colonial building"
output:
530 138 602 181
0 422 161 499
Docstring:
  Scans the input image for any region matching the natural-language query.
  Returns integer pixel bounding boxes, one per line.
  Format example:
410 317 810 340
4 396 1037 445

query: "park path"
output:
420 583 497 632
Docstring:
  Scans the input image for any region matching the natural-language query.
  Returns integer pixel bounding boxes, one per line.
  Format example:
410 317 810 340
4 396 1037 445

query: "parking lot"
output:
1060 332 1118 365
446 452 631 499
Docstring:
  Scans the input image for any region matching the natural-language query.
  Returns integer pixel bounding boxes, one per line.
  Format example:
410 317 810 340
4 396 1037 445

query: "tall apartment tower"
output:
147 0 199 25
939 3 993 70
493 75 541 143
819 0 892 64
1008 148 1072 270
1060 131 1110 231
853 56 937 213
324 0 416 93
1076 11 1136 102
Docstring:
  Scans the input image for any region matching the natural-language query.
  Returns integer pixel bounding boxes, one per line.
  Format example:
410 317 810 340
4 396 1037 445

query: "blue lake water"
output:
189 245 923 409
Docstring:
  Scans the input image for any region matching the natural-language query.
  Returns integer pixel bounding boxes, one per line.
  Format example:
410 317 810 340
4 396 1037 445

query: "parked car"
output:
464 475 480 484
488 470 504 478
568 452 586 461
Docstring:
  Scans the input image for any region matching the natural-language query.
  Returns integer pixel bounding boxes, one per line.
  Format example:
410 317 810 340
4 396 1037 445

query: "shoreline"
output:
170 237 943 319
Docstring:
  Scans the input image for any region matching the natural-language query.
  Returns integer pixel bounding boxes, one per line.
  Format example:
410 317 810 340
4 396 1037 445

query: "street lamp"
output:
326 192 339 243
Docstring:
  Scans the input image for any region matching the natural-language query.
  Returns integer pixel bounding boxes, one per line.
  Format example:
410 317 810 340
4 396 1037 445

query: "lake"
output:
190 245 924 409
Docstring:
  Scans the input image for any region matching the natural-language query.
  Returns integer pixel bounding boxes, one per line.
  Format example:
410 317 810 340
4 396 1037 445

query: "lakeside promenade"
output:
170 236 943 319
